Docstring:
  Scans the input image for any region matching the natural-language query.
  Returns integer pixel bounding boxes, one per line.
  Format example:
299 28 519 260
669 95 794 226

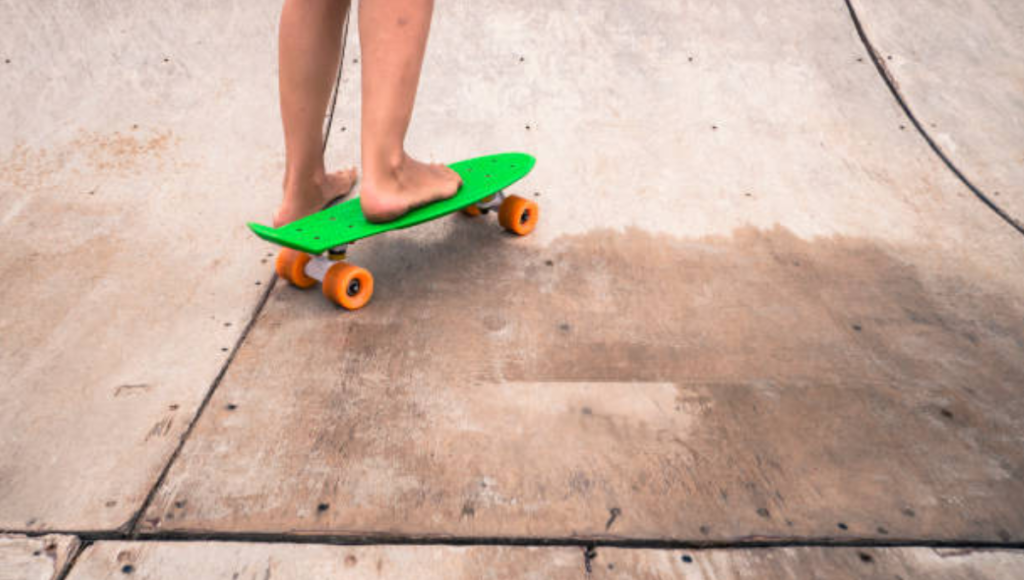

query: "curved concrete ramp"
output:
2 0 1024 576
849 0 1024 229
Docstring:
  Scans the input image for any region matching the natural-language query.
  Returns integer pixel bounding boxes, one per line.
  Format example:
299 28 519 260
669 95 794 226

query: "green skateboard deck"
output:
248 152 536 255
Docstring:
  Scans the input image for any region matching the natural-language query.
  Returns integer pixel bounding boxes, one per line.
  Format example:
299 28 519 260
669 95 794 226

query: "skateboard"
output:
248 152 538 310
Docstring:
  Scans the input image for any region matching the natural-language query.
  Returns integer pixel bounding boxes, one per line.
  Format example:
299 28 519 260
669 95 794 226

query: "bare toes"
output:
327 167 357 186
323 168 359 203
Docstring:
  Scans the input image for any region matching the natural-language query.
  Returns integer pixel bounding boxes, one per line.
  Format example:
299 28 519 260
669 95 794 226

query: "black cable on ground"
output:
843 0 1024 237
322 6 351 153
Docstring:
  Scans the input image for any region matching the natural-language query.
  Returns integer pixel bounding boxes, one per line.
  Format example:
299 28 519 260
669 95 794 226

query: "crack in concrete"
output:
604 508 621 531
5 527 1024 550
122 272 280 536
584 544 597 576
52 540 88 580
9 526 1024 579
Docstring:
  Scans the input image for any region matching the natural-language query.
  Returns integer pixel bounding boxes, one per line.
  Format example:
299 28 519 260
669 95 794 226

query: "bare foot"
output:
273 167 358 227
360 154 462 223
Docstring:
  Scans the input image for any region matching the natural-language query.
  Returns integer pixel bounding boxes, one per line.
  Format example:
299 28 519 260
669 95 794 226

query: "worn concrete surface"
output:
59 543 1024 579
67 541 582 580
850 0 1024 227
3 0 1024 577
591 547 1024 579
0 1 282 530
141 0 1024 542
0 534 79 580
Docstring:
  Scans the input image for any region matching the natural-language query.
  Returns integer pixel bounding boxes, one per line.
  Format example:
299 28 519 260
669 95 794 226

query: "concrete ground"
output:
1 0 1022 577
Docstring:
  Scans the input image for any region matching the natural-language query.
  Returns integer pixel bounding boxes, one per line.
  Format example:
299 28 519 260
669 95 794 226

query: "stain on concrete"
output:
1 129 177 195
114 384 153 397
144 417 174 441
71 128 174 173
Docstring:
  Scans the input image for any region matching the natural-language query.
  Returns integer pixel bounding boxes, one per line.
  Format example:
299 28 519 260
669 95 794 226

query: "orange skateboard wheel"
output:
275 248 317 288
498 195 539 236
322 262 374 310
461 204 482 217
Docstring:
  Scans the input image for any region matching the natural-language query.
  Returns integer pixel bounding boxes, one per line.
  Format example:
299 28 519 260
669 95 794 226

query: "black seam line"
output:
121 272 280 536
53 539 89 580
3 528 1024 551
843 0 1024 238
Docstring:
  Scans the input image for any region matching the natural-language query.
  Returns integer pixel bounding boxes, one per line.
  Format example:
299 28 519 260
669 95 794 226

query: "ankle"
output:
283 166 326 197
363 150 408 183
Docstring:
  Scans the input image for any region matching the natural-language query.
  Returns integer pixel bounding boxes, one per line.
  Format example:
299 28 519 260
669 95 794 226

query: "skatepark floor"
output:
2 0 1023 578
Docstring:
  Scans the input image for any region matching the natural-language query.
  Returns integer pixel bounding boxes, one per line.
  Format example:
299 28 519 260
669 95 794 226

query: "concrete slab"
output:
0 1 284 529
0 534 79 580
849 0 1024 226
66 541 581 579
591 547 1024 579
142 0 1024 541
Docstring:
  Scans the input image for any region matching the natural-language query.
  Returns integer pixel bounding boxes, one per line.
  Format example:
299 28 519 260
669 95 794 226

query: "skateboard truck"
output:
327 244 349 261
473 190 505 214
274 249 374 310
303 254 339 282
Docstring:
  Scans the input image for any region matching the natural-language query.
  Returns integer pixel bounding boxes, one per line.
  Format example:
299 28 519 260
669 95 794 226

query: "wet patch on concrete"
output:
306 222 1024 393
143 223 1024 541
